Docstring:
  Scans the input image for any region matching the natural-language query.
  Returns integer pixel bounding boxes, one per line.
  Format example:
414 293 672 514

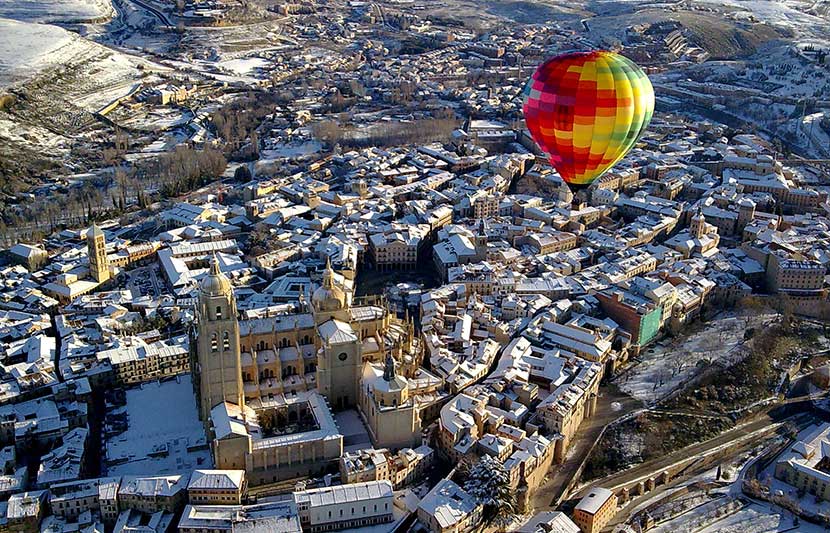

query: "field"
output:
0 17 168 179
584 7 784 59
0 0 113 24
615 309 777 405
0 19 76 89
582 411 732 481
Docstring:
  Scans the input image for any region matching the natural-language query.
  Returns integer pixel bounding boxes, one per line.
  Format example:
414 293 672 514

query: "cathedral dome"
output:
312 259 345 312
200 255 231 297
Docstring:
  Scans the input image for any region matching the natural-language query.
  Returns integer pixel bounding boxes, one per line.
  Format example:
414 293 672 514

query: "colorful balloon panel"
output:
522 51 655 187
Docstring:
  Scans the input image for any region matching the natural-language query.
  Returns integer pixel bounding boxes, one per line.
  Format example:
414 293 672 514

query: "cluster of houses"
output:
4 2 830 531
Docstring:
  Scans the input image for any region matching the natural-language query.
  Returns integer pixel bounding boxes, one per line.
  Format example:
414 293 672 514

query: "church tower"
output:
87 224 110 283
737 198 756 234
690 210 707 239
355 179 368 199
196 255 244 421
474 219 487 262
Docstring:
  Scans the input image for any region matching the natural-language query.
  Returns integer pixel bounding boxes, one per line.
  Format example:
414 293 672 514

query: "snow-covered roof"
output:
575 487 614 515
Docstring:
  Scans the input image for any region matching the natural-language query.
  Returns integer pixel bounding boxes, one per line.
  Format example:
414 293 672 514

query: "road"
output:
567 409 799 503
601 413 815 531
529 384 644 511
125 0 171 27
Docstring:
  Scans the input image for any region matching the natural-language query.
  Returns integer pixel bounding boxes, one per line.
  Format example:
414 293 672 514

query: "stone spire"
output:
322 256 334 288
383 351 396 382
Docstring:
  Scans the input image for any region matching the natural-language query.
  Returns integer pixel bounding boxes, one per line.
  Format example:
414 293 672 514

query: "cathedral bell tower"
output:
87 224 110 283
196 255 244 421
690 210 707 239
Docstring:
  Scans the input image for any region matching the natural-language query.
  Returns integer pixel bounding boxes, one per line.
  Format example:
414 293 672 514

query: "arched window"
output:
223 331 230 351
215 306 223 320
210 333 218 352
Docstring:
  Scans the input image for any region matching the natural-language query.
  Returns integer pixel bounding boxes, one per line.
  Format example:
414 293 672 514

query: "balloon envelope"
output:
522 51 655 188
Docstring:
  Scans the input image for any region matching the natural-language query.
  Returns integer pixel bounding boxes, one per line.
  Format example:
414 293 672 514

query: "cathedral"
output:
193 256 442 484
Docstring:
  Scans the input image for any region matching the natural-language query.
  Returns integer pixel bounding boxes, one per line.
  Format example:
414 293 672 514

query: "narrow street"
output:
50 312 64 383
530 384 644 511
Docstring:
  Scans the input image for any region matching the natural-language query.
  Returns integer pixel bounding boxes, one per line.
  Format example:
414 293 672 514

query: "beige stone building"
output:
196 258 245 422
774 424 830 502
117 475 188 515
768 253 825 294
339 446 434 488
97 337 189 386
417 479 482 533
368 224 430 271
472 193 500 219
187 470 246 505
524 231 577 255
572 487 617 533
9 244 49 272
194 257 426 485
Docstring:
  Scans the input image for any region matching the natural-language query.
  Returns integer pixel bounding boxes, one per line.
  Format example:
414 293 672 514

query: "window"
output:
215 306 223 319
223 331 230 351
210 333 218 352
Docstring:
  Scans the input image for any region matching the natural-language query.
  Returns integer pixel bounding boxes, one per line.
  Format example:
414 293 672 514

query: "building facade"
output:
194 257 424 485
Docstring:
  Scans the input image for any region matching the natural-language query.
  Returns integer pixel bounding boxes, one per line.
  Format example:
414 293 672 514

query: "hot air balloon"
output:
522 50 655 190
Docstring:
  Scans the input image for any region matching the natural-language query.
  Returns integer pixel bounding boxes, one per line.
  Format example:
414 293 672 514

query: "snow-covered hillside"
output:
0 0 114 24
0 18 77 88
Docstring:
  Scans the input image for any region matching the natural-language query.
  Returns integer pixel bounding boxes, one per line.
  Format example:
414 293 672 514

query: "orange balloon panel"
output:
522 51 655 187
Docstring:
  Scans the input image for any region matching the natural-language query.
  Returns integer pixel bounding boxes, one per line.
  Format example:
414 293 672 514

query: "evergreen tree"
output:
462 455 515 528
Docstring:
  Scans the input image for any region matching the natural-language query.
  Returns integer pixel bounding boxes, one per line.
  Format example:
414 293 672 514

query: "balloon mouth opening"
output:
567 182 589 192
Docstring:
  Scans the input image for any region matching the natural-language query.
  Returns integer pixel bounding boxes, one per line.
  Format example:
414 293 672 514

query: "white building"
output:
293 480 394 532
